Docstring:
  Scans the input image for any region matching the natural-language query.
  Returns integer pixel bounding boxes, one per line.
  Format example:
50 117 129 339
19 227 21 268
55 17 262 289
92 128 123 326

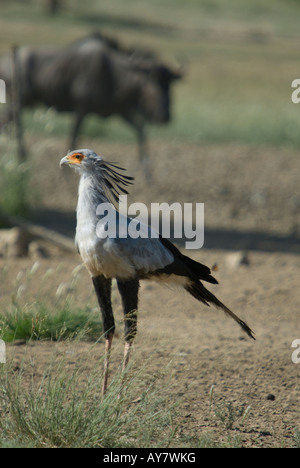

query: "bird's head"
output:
60 148 134 203
60 149 101 172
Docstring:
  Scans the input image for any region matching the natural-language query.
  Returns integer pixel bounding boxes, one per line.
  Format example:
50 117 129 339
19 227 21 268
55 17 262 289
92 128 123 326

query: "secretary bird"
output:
60 149 255 394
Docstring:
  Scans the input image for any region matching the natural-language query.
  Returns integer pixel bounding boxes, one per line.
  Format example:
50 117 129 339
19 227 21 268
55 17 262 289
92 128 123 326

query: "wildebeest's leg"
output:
0 107 14 131
136 125 152 180
123 113 151 180
70 110 86 150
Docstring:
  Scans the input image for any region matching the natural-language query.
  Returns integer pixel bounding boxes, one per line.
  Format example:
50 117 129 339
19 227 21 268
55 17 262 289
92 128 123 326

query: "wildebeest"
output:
0 33 182 175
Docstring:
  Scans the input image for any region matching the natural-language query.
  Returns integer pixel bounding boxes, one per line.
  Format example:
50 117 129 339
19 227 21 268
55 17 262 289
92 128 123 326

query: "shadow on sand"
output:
33 209 300 255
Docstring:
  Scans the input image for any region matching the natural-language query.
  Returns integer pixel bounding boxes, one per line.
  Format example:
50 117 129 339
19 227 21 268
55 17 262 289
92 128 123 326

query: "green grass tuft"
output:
0 262 103 343
0 302 102 343
0 348 179 448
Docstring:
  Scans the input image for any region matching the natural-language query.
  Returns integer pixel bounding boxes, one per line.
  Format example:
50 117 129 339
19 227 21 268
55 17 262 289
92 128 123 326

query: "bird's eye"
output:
72 153 84 162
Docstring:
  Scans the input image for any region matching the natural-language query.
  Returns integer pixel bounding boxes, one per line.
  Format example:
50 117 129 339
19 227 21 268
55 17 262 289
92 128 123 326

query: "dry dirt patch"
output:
1 140 300 447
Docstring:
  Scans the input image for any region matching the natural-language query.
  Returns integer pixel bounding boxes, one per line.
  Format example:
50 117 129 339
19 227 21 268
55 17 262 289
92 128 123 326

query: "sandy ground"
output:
1 138 300 447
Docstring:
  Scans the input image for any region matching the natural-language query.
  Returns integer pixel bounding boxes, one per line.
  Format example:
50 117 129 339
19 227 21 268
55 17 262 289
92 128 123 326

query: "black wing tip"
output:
206 275 219 285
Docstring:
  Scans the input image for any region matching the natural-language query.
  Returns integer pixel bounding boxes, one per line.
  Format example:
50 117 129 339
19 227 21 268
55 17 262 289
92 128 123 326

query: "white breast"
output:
76 177 135 279
75 174 174 280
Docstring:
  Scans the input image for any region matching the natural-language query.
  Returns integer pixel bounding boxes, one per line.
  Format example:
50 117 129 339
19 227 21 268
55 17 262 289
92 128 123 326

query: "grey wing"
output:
114 236 174 274
110 217 174 274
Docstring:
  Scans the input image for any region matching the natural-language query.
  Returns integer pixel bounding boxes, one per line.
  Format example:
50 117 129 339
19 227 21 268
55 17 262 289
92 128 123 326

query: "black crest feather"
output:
94 159 134 205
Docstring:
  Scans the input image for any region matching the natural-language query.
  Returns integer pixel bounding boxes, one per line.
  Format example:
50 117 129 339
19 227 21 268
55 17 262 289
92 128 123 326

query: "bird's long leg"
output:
122 341 132 372
117 278 139 375
102 332 113 395
92 275 114 395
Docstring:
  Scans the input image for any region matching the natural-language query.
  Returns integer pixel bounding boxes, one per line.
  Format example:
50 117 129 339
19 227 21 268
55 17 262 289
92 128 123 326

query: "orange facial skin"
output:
66 152 86 164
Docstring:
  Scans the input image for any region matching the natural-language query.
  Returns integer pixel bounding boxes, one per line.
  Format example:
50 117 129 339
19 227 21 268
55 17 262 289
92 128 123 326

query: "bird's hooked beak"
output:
60 152 85 168
59 155 70 167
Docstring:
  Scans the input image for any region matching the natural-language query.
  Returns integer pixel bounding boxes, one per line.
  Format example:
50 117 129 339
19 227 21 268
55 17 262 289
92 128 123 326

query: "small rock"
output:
226 251 250 270
0 227 31 257
250 190 267 207
259 430 272 437
28 240 48 259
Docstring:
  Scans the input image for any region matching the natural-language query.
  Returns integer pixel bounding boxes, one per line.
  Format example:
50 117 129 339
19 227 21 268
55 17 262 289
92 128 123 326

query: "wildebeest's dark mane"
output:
71 31 158 62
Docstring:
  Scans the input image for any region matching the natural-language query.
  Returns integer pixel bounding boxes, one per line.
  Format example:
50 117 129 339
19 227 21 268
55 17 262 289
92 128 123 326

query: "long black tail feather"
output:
185 280 255 340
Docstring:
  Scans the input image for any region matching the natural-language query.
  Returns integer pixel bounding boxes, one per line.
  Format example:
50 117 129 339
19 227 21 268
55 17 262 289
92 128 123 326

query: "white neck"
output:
76 174 108 229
